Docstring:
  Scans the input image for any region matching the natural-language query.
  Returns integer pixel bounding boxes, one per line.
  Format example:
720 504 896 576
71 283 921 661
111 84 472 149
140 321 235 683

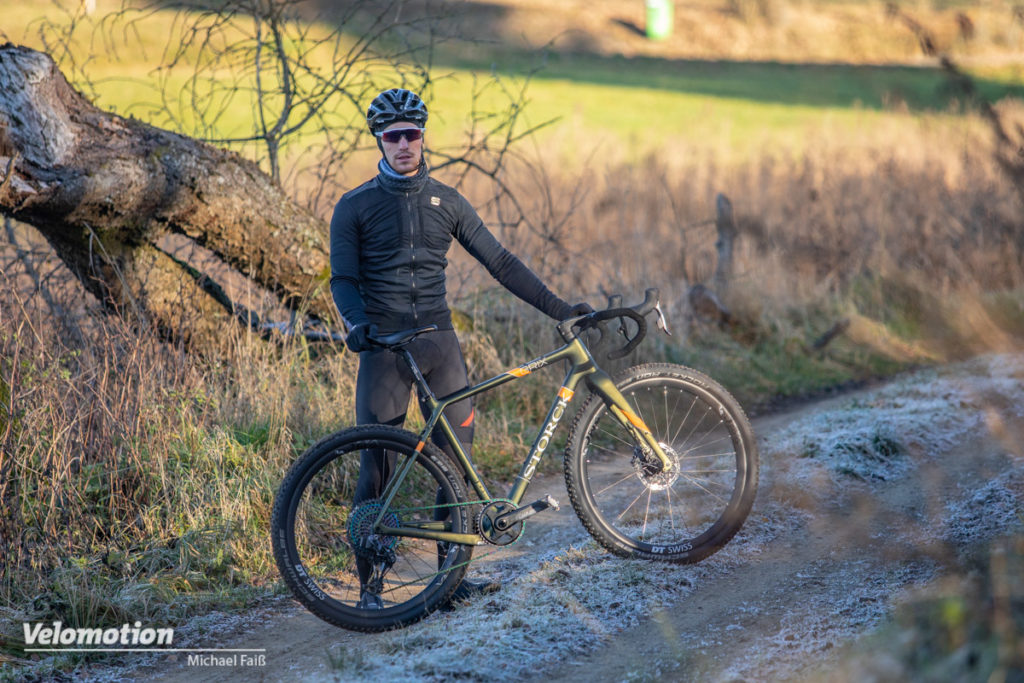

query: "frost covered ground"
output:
37 353 1024 682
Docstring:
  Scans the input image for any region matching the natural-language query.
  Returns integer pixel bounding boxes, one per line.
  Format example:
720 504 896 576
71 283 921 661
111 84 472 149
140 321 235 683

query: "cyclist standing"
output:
329 88 592 609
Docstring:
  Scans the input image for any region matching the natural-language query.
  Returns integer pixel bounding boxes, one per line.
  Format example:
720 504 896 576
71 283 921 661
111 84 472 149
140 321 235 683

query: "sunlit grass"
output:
3 0 1021 169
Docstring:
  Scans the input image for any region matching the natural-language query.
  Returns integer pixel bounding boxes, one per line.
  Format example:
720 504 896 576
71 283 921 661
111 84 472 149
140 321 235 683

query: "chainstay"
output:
388 498 526 549
374 499 523 597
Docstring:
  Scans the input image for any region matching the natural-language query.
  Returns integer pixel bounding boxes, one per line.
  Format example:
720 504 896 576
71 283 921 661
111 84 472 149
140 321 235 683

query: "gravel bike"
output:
271 289 759 632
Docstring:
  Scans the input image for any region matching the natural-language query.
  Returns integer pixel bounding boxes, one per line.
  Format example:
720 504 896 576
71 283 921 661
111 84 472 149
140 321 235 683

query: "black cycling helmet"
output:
366 88 428 133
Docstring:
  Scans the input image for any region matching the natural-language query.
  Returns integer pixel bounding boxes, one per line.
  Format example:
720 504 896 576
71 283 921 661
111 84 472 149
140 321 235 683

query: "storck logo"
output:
524 387 573 478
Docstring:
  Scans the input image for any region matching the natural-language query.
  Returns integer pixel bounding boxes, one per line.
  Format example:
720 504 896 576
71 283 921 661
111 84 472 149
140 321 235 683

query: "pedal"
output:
493 495 560 531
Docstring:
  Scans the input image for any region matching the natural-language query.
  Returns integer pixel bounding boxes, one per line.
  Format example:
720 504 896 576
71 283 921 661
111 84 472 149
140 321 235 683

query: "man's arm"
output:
452 195 574 321
329 198 371 329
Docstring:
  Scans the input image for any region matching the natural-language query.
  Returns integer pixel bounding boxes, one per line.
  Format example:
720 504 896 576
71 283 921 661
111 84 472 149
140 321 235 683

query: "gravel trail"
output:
70 354 1024 682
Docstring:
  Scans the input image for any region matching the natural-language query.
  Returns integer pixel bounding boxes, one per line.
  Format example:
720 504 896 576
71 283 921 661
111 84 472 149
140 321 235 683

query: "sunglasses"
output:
377 127 425 143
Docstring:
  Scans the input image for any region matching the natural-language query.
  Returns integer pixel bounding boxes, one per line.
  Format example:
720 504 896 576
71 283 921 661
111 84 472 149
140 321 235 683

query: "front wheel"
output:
564 363 759 563
271 425 473 632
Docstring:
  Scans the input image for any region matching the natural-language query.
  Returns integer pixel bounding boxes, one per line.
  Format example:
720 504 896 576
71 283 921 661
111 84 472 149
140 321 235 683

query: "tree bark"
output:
0 44 333 344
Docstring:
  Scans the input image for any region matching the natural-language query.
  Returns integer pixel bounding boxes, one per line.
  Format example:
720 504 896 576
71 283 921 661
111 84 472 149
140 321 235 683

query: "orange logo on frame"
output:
558 387 574 401
508 367 531 377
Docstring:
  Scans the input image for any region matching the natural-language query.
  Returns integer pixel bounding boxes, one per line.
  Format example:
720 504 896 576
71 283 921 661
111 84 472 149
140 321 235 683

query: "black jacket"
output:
330 174 571 333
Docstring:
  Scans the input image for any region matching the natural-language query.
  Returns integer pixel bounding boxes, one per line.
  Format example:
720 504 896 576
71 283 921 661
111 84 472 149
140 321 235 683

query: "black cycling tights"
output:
353 329 474 587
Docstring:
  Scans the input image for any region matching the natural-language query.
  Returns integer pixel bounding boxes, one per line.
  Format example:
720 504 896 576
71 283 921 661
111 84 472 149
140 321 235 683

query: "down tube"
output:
507 369 587 505
434 342 588 502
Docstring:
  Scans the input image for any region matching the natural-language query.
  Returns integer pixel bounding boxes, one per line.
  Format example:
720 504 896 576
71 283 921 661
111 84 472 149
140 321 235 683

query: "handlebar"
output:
363 290 669 360
557 288 668 360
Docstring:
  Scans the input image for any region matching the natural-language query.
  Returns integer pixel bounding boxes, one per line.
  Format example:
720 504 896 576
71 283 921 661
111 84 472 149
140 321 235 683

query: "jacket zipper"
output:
406 193 418 325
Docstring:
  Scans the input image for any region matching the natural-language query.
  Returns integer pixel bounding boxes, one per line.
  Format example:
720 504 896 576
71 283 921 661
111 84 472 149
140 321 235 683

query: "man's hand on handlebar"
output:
569 302 595 317
558 289 668 360
345 323 378 353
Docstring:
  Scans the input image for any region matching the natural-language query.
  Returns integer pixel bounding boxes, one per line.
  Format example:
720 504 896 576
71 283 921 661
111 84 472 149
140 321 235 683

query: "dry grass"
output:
1 4 1023 675
0 236 358 635
441 102 1024 395
2 102 1022 654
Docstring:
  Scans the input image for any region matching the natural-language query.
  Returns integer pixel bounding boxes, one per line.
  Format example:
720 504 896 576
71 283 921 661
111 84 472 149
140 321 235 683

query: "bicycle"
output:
270 289 759 632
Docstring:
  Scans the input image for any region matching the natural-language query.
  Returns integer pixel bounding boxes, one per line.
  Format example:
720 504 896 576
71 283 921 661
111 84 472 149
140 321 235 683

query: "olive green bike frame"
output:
373 334 672 546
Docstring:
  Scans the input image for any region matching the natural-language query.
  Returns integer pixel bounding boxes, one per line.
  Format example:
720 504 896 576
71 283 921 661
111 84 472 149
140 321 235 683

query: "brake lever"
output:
654 302 673 336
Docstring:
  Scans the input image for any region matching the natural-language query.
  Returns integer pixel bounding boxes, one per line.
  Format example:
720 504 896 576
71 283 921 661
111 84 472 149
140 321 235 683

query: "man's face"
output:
380 122 424 176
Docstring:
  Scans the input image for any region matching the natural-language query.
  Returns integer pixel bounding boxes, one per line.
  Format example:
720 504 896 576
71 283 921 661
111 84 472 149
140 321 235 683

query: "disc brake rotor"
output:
631 442 680 491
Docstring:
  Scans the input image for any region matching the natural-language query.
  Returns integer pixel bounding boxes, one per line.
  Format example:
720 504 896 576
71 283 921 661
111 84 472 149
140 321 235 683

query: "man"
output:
329 88 591 610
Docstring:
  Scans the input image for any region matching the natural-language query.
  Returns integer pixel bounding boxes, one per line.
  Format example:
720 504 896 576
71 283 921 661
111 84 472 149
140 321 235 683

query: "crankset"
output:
477 495 560 546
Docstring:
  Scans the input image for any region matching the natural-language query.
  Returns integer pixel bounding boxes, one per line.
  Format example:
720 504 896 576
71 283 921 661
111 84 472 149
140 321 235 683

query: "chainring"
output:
476 499 524 546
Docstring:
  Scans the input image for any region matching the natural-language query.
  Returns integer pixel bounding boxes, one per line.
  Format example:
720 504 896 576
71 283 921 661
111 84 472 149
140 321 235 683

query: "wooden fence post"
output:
713 193 736 297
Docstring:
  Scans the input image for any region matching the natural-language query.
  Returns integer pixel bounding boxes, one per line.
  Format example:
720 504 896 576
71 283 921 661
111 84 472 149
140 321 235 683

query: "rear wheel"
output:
564 364 758 563
271 425 472 631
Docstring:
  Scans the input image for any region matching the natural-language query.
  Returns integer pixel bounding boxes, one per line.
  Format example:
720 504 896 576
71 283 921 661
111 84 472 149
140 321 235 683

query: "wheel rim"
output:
284 440 466 613
580 376 748 553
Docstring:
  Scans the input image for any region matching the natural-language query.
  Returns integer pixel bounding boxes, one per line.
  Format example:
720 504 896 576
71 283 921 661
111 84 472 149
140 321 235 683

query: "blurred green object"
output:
646 0 673 41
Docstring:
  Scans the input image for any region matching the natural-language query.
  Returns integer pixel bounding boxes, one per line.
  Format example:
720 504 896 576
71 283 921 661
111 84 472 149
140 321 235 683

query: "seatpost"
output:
398 347 436 401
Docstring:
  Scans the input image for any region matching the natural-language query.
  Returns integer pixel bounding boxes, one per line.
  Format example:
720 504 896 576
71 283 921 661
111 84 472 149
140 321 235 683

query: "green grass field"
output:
3 0 1021 167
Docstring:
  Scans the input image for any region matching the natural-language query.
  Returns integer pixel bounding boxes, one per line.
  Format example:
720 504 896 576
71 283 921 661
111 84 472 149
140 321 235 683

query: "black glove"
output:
345 323 378 353
569 302 594 317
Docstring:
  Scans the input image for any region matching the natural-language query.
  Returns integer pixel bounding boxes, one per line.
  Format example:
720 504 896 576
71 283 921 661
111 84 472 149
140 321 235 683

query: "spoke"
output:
381 565 442 597
594 471 640 498
589 442 630 460
670 394 698 445
667 386 684 436
596 424 635 449
616 487 649 522
661 387 668 441
631 392 646 432
682 468 738 474
679 474 731 506
679 450 736 461
681 473 735 491
641 486 653 540
679 427 730 457
665 485 677 532
677 410 711 452
380 538 459 599
388 552 433 593
649 389 661 437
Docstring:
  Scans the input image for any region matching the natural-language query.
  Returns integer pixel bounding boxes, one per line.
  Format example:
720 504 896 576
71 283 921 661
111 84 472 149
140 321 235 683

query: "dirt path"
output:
534 421 1007 682
81 354 1024 682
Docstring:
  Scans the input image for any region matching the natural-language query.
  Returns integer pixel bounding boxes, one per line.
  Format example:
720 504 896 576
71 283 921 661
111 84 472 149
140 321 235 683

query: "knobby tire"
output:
271 425 472 632
564 363 759 563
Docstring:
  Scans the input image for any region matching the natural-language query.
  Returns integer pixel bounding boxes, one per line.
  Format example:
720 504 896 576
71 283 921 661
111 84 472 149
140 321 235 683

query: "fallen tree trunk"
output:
0 44 333 344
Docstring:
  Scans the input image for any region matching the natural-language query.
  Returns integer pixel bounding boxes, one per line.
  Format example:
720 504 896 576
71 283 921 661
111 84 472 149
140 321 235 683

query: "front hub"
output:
631 442 680 491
